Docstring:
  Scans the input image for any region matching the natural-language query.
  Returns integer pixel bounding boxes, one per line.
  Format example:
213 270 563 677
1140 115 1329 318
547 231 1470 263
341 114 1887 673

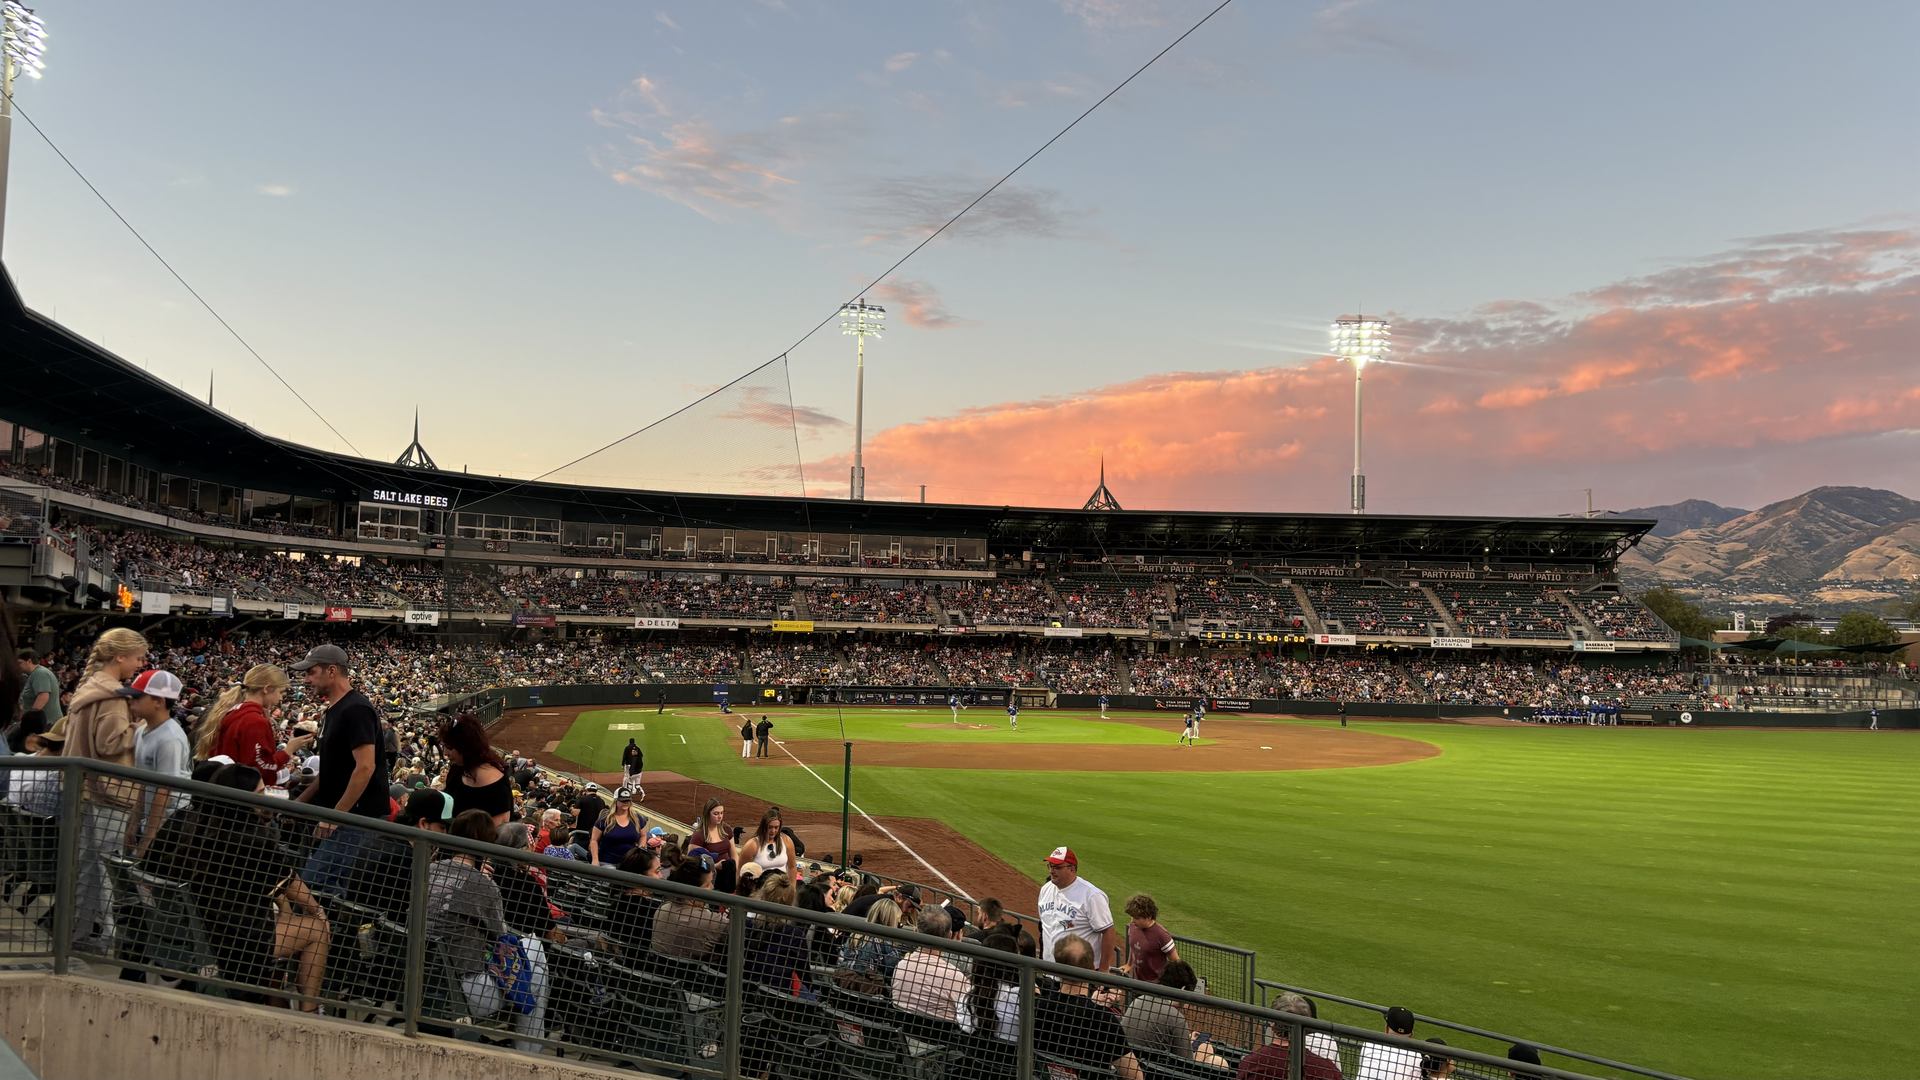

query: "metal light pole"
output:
1330 317 1390 514
840 298 885 500
0 1 48 259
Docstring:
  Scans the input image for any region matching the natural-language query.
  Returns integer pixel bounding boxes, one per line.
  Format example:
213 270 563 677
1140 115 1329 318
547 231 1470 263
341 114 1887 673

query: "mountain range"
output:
1612 487 1920 615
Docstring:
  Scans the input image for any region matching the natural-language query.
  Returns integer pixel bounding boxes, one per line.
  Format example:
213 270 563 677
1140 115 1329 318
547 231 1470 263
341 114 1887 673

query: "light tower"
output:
1330 316 1389 514
840 297 885 500
0 1 49 258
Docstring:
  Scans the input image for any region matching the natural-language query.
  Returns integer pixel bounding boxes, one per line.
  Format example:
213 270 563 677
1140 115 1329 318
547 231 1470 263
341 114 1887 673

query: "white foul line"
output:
775 741 972 901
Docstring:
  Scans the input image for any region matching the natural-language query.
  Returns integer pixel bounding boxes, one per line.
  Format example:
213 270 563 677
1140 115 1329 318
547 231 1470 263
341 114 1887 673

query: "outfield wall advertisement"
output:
451 683 1918 731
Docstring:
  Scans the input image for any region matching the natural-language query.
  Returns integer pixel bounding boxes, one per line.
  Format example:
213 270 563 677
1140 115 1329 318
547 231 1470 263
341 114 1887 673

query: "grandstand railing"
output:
0 758 1669 1080
1254 979 1682 1080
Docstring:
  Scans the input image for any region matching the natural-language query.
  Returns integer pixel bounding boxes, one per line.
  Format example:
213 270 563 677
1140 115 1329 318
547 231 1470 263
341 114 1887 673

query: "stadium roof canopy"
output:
1 267 1654 565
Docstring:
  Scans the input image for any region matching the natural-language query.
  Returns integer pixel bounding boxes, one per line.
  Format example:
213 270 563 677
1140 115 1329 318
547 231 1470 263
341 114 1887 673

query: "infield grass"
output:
558 706 1920 1079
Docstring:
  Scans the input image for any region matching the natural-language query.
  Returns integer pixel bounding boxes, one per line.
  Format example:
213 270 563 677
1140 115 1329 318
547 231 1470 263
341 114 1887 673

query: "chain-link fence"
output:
0 757 1671 1080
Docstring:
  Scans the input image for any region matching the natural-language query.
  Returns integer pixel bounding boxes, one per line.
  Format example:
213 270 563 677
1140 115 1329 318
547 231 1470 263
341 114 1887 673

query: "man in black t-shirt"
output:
573 787 609 857
293 644 391 895
754 716 773 758
1034 937 1143 1080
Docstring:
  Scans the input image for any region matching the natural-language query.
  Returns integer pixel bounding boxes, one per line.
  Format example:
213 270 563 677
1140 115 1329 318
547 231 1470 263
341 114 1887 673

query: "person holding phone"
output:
196 664 307 783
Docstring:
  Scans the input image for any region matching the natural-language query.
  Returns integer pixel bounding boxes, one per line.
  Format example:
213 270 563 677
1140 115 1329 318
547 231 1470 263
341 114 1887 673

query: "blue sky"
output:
6 1 1918 513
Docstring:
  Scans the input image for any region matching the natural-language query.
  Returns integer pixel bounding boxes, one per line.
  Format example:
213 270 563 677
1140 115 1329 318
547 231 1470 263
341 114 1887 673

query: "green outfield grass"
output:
555 706 1189 759
555 706 1920 1079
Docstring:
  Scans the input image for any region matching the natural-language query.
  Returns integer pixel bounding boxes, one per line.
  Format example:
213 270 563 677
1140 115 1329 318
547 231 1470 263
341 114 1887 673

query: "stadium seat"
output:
100 855 225 994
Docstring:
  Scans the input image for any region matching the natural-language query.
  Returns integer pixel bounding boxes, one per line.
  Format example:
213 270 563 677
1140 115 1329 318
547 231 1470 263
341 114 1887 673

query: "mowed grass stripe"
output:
565 708 1918 1078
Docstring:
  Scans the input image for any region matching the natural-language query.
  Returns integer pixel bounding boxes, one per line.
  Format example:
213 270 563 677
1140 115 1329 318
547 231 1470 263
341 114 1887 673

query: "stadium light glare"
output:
1 1 49 259
1331 317 1389 514
840 297 885 501
1 2 46 79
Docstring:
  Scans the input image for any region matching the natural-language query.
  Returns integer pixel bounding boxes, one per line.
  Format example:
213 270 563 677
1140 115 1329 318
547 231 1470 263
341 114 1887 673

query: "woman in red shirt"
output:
196 663 311 780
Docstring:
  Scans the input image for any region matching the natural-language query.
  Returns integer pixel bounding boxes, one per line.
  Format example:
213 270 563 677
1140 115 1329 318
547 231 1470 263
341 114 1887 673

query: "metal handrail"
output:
1254 977 1686 1080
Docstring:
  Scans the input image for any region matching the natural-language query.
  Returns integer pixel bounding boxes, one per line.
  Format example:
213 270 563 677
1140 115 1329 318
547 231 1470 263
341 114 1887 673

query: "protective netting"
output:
0 757 1616 1080
541 357 812 498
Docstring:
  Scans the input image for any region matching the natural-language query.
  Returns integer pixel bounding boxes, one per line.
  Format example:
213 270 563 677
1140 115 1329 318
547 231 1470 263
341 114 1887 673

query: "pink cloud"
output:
872 279 979 330
823 228 1920 512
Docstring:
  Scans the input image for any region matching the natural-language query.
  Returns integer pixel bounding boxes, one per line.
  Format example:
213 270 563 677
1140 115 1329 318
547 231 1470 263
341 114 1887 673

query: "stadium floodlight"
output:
1 1 46 258
1 2 45 82
840 298 885 501
1330 317 1390 514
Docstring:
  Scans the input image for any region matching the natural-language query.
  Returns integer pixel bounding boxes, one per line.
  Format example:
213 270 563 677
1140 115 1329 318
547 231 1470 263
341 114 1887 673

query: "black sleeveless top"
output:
446 769 514 819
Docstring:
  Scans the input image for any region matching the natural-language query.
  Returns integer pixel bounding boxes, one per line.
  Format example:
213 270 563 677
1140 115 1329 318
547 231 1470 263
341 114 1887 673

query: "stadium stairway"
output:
1556 592 1605 639
1041 579 1068 621
1290 582 1327 634
1419 586 1463 636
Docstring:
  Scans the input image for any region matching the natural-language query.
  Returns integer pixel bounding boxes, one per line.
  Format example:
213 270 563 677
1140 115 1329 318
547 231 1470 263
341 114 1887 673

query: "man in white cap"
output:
1037 846 1116 971
122 670 192 858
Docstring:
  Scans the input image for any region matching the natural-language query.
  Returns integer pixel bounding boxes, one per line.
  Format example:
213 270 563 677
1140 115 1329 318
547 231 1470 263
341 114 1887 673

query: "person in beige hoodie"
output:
59 627 148 953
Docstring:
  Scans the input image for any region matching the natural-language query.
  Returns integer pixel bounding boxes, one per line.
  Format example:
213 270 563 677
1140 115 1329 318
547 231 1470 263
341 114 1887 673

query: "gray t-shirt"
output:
20 665 61 723
1121 993 1190 1058
134 718 194 821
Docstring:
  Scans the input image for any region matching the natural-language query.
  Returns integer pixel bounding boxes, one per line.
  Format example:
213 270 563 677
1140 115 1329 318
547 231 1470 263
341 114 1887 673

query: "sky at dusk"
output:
5 0 1918 517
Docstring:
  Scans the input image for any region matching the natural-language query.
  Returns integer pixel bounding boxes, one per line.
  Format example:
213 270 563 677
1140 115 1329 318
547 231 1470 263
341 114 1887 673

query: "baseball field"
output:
491 705 1920 1080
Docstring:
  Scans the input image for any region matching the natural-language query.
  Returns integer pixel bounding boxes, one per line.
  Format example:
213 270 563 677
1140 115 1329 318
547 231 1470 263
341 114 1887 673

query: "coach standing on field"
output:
1038 846 1116 971
294 644 391 895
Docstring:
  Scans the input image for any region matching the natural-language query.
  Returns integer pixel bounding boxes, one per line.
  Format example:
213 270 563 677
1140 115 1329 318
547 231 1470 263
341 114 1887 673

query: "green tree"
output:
1636 586 1726 646
1774 623 1826 645
1832 610 1898 651
1900 592 1920 623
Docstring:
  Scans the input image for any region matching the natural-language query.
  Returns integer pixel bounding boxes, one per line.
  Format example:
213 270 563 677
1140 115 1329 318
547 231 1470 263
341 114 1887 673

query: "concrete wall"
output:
0 973 641 1080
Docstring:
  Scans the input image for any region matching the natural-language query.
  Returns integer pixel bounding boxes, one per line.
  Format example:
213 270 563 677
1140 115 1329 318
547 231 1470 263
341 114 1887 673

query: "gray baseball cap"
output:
289 643 351 672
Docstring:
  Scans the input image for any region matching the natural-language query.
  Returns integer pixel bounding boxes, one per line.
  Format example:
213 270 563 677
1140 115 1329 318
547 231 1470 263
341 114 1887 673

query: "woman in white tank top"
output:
739 806 795 879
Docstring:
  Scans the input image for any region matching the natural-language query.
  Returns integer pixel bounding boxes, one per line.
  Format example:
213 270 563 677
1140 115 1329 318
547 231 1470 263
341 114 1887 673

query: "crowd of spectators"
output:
1436 585 1572 641
1034 644 1121 695
1056 577 1170 630
1129 653 1277 698
1174 581 1301 628
497 569 635 615
944 581 1059 627
937 643 1038 686
807 583 938 624
844 642 947 685
634 576 785 620
1403 657 1707 709
749 638 843 685
1580 594 1674 641
1307 583 1445 638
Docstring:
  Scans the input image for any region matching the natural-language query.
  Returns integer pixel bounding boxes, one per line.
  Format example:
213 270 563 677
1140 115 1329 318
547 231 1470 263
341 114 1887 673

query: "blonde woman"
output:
61 627 148 952
837 897 907 991
198 664 309 781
